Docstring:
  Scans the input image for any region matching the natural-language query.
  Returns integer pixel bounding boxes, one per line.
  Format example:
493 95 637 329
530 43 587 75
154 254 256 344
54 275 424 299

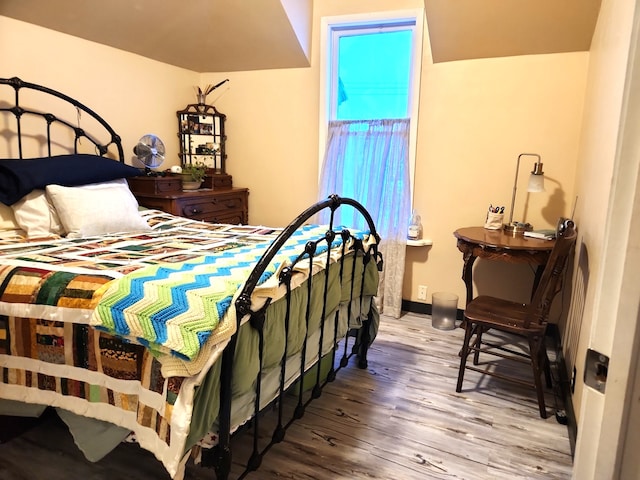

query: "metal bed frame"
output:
0 76 124 161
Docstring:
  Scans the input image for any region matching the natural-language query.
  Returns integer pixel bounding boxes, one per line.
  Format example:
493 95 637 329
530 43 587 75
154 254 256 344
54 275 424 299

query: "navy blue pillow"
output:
0 154 142 205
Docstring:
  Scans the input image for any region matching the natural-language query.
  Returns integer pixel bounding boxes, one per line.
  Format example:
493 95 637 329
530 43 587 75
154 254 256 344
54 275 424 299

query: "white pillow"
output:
11 190 64 237
46 179 151 238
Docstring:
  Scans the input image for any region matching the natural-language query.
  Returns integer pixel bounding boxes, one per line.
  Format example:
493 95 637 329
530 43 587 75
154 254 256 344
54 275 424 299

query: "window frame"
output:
318 9 424 199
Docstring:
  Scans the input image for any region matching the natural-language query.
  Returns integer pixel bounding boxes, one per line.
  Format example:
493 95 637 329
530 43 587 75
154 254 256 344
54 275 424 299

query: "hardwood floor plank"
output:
0 312 573 479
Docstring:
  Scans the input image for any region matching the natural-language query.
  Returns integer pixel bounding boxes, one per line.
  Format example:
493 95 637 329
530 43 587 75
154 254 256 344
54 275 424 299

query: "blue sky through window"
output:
336 29 413 120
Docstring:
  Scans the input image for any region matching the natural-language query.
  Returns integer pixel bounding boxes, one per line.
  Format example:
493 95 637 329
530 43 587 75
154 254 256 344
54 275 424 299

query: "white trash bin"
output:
431 292 458 330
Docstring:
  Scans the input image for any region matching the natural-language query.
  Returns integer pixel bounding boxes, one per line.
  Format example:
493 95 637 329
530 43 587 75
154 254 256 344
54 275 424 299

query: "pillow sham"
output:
0 154 142 206
11 190 64 237
46 179 151 238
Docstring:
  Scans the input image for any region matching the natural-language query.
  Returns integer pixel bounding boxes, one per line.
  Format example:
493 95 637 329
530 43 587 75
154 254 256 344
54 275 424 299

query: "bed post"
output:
207 336 237 480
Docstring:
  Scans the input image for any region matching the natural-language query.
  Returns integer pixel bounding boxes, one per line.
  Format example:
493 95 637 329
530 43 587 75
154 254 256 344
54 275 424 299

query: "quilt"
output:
0 209 374 478
91 216 357 377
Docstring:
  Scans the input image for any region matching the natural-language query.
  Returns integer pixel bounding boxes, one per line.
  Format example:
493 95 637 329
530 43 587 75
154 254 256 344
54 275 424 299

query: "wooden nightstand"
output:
128 177 248 224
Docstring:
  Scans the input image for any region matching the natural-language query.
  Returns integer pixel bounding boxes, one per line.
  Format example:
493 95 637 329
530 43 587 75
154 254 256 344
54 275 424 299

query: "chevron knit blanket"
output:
91 223 361 375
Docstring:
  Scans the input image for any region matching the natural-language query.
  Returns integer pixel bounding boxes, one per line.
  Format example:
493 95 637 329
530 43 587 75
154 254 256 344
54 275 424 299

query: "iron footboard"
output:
204 194 383 479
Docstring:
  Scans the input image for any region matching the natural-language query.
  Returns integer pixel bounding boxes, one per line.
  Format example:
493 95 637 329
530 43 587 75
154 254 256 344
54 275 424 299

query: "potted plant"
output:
180 161 207 190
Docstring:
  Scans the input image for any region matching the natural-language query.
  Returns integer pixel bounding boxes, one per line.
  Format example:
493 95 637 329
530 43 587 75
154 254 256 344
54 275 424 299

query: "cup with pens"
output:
484 204 505 230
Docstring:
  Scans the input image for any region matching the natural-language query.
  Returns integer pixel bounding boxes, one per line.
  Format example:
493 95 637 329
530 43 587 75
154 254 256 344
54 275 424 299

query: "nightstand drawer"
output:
178 193 244 219
128 176 181 194
132 188 248 224
207 211 245 225
178 199 218 219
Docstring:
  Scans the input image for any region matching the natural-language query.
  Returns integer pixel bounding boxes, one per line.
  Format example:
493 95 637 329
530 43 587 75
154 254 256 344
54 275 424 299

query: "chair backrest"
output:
526 218 577 327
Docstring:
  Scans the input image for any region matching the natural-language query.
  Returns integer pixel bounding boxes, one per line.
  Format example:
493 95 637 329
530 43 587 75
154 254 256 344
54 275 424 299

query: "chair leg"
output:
529 336 547 418
473 326 484 365
542 350 552 389
456 321 474 392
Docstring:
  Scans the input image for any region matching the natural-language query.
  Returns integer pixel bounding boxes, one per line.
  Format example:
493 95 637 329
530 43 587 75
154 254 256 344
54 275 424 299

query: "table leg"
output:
461 252 477 306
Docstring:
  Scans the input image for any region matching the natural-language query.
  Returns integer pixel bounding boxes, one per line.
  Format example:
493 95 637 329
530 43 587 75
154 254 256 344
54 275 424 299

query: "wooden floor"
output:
0 312 573 480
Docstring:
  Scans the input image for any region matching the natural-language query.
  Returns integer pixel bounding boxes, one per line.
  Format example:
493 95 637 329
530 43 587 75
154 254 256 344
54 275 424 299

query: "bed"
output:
0 77 382 479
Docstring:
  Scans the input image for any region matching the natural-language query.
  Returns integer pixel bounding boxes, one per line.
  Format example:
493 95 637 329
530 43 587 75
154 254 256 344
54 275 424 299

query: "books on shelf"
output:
524 229 556 240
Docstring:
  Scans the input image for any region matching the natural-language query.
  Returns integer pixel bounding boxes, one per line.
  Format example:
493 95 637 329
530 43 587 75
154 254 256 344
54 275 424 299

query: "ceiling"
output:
0 0 601 72
0 0 313 72
424 0 602 63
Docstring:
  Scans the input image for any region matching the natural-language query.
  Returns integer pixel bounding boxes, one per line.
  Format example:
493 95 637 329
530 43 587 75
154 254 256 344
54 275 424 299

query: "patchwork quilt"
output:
0 209 371 478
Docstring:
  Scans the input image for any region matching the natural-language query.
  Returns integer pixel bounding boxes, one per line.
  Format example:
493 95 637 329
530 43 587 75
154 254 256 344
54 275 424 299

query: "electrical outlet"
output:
417 285 428 301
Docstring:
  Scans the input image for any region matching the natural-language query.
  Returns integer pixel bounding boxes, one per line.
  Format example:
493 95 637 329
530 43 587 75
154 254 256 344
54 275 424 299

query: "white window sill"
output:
407 238 433 247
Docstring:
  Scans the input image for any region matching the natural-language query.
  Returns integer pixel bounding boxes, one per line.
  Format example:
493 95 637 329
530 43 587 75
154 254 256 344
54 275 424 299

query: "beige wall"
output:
568 0 629 428
410 52 586 306
570 0 639 477
202 67 321 226
0 16 198 164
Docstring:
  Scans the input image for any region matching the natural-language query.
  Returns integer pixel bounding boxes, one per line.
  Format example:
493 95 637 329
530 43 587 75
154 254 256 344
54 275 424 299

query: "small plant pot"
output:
180 174 202 191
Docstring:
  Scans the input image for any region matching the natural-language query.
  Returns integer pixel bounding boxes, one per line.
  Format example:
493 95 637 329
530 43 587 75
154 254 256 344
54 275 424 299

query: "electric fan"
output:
133 134 166 174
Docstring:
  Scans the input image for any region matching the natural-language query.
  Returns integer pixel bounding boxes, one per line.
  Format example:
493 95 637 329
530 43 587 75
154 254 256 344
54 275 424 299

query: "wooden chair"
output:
455 219 577 418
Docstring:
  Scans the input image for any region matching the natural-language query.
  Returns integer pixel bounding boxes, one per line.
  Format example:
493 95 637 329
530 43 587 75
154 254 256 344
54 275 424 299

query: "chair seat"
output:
464 295 546 335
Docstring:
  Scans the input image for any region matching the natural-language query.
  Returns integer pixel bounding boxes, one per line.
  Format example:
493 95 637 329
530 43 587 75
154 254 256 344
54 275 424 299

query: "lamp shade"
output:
527 172 545 192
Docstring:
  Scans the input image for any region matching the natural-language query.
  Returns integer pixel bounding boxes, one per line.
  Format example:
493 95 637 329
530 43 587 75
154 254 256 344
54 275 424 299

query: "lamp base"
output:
503 222 533 236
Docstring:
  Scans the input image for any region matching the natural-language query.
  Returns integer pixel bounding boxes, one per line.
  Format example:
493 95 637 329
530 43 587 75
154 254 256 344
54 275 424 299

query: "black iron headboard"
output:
0 77 124 161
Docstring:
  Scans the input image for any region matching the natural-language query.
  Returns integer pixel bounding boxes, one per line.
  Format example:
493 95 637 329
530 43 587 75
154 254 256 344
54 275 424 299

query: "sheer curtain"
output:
318 118 411 318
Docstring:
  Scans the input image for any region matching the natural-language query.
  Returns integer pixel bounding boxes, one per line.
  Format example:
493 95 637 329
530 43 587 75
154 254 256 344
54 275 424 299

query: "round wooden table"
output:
453 227 556 306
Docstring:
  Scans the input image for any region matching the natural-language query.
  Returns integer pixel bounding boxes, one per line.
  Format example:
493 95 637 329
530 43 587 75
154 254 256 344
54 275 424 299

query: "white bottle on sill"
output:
408 209 422 240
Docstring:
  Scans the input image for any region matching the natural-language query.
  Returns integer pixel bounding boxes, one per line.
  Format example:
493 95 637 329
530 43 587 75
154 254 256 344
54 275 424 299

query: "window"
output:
318 10 424 318
318 10 424 226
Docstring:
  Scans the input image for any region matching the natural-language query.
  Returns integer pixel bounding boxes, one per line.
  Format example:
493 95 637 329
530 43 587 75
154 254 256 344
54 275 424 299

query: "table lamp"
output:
503 153 545 235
